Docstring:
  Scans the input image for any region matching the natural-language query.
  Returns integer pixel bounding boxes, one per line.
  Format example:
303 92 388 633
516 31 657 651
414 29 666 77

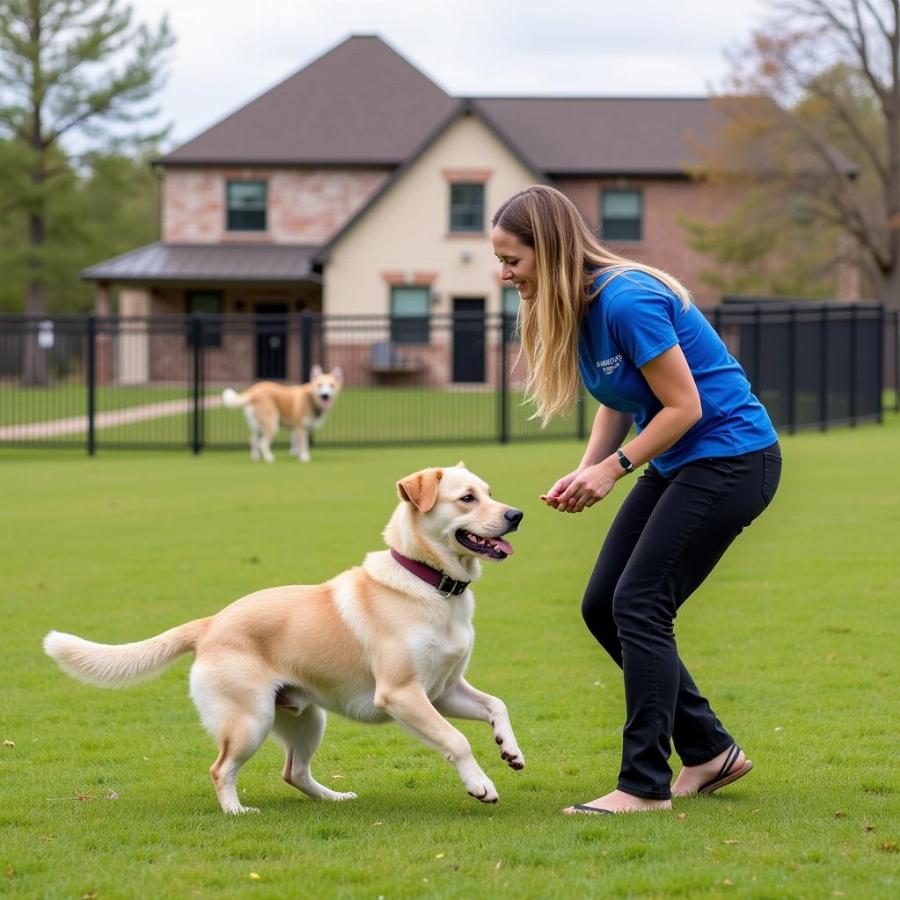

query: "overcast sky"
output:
126 0 771 150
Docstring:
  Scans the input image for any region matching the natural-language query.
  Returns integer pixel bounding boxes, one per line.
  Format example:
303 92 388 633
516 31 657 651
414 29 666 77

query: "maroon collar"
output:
390 549 470 598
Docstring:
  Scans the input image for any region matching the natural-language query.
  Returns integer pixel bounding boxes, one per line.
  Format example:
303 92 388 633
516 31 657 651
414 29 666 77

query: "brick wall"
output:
162 167 391 244
555 177 734 307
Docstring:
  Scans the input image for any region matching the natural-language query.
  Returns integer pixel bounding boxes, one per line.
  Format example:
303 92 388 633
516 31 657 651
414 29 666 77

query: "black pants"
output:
581 442 782 799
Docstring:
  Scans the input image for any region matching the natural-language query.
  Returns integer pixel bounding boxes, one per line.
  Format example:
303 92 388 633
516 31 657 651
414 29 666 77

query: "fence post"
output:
876 305 884 425
892 309 900 412
819 305 829 432
576 390 586 441
849 304 858 426
752 304 762 397
191 313 204 455
787 305 797 434
86 314 96 457
300 311 313 383
498 315 509 444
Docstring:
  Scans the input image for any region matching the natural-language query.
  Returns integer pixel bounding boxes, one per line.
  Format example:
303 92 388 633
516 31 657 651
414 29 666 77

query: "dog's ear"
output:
331 366 343 387
397 468 443 513
455 460 467 469
310 364 323 380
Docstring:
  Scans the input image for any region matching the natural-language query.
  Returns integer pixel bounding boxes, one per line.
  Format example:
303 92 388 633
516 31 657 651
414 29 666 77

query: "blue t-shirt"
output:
577 269 777 476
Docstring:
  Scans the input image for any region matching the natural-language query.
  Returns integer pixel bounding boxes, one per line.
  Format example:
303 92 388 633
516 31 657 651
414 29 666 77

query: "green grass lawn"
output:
1 422 898 898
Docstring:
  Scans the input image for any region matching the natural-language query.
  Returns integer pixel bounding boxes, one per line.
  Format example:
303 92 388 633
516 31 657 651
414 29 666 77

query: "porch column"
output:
118 288 152 384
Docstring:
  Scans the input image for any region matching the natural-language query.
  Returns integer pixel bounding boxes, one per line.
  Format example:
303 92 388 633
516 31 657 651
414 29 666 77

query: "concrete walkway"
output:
0 395 223 441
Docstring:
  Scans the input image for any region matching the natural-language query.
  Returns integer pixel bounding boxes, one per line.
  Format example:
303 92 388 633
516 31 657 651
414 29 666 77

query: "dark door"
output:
452 297 486 383
255 303 288 379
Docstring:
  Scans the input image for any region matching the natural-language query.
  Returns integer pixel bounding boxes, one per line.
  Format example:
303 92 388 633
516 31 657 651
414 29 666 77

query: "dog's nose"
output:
504 508 524 529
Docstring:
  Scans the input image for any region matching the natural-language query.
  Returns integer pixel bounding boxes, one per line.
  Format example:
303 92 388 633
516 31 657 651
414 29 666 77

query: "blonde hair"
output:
492 185 692 425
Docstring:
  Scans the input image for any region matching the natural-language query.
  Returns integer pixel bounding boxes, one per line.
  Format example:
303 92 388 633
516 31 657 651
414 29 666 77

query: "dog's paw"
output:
327 790 357 802
466 776 499 803
495 735 525 770
225 804 261 815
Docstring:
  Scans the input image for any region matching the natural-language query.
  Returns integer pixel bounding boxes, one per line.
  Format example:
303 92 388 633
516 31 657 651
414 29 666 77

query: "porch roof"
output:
81 242 322 283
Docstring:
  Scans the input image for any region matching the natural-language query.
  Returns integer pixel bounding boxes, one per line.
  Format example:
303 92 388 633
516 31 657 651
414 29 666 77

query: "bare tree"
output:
697 1 900 305
0 0 173 383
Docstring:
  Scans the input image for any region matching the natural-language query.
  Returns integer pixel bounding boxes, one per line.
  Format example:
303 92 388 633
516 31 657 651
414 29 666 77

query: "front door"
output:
452 298 486 383
255 303 288 379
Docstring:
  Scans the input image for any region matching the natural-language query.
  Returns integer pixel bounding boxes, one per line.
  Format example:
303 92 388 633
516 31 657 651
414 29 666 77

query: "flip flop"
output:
568 804 614 815
696 744 753 795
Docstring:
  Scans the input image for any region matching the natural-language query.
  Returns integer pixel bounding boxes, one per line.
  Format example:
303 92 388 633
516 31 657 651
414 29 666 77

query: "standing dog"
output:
43 464 525 814
222 364 342 462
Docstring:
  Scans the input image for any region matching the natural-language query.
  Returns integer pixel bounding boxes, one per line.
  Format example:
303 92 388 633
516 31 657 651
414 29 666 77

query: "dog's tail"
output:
222 388 249 408
43 618 211 689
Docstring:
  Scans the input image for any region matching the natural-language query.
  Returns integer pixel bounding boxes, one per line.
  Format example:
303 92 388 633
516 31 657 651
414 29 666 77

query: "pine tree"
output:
0 0 173 382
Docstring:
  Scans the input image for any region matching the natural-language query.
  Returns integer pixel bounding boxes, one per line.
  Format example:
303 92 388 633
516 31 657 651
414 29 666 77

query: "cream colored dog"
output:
43 464 525 815
222 364 342 462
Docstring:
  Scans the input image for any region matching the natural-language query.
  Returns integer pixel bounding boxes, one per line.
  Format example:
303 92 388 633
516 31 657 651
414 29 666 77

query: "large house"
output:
82 34 741 386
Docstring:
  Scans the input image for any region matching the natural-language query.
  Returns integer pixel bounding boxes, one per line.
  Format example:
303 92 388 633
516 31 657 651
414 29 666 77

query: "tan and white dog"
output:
43 464 525 815
222 364 342 463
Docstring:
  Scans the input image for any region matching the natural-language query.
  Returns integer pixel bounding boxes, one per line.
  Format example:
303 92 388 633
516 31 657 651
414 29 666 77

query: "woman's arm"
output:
541 406 633 509
552 344 702 513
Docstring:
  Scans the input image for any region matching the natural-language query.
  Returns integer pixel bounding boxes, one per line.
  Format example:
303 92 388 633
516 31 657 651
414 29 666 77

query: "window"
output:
226 180 267 231
390 286 430 344
501 286 520 341
601 189 642 241
186 290 223 347
449 183 484 233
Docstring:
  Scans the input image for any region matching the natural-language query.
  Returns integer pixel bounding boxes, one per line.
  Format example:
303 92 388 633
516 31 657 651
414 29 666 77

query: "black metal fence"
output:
0 303 896 454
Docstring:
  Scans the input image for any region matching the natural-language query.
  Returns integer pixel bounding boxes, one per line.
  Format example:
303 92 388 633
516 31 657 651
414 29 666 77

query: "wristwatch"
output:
616 448 635 474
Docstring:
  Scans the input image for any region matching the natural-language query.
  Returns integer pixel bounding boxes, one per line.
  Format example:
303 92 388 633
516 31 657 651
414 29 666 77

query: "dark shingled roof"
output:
157 35 457 166
81 243 321 283
472 97 716 175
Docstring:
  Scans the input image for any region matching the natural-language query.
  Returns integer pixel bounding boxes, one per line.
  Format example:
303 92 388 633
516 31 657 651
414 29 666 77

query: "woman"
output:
491 185 781 815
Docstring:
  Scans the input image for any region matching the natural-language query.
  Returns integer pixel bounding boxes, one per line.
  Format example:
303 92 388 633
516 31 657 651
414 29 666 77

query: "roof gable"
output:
158 35 457 166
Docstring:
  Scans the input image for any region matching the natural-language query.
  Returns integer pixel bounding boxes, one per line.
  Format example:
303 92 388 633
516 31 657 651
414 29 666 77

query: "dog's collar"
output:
389 549 470 599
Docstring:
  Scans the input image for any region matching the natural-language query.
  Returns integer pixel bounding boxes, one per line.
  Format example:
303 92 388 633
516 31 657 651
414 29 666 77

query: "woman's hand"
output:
540 469 580 510
541 460 621 513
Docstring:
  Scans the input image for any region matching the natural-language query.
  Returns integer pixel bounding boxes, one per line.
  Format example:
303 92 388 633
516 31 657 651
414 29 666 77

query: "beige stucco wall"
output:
162 167 390 244
324 112 537 323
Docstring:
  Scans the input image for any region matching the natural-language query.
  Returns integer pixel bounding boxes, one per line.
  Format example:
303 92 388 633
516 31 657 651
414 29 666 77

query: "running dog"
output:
221 364 342 462
43 464 525 814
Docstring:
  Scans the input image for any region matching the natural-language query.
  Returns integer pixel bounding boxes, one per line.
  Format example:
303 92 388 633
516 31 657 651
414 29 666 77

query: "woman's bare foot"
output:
671 744 751 797
563 788 672 815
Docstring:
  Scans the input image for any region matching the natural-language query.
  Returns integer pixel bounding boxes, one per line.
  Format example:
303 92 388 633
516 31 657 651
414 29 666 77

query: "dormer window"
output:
226 180 267 231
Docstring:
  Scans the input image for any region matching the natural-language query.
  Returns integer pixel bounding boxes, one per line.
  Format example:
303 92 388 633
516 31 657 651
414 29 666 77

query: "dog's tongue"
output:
489 537 514 556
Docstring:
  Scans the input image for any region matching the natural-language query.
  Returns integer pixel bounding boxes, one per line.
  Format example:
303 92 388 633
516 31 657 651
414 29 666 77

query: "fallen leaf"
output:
3 740 14 748
677 812 688 820
723 879 734 886
331 774 344 779
249 872 261 881
82 892 98 900
863 823 875 832
495 860 503 870
435 852 444 859
76 794 94 802
105 790 119 800
774 726 783 732
5 869 16 879
833 810 846 818
371 821 382 827
723 839 740 845
879 841 897 852
38 834 55 842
